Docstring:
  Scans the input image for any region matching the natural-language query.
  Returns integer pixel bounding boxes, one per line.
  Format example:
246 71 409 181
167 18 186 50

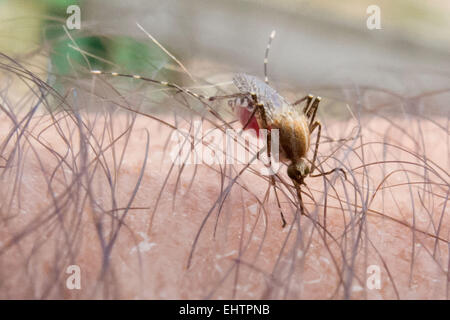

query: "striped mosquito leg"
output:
90 70 210 101
91 70 233 129
305 96 321 124
264 30 276 85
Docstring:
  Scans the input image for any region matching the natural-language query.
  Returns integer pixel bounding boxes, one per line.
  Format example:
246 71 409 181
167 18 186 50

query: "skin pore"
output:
0 80 448 299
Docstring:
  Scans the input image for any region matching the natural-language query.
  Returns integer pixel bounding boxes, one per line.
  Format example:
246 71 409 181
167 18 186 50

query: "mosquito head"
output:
287 158 310 184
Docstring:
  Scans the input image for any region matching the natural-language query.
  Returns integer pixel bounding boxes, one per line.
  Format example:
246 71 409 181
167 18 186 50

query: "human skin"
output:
0 100 448 300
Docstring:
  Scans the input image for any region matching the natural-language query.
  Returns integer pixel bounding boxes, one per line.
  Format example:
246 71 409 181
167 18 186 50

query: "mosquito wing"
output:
232 73 290 121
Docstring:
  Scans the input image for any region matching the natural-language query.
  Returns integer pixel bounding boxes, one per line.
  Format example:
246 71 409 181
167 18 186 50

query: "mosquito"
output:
209 31 346 226
90 30 346 227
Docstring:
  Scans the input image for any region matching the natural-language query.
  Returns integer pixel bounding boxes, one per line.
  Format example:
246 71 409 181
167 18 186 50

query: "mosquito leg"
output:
293 94 313 107
208 93 247 102
309 115 347 180
310 168 347 180
302 95 315 113
272 176 287 227
265 131 287 227
91 70 228 123
309 119 347 181
303 97 322 178
250 93 287 227
240 106 257 132
250 93 267 129
309 120 321 176
306 97 321 124
292 95 307 106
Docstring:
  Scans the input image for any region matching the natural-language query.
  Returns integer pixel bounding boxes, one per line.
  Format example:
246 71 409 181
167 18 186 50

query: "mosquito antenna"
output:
264 30 276 85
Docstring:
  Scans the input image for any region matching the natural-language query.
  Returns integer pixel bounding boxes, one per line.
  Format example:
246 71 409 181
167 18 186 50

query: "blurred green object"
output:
43 0 80 13
51 36 108 75
0 0 184 86
50 33 173 79
110 36 169 76
42 0 174 87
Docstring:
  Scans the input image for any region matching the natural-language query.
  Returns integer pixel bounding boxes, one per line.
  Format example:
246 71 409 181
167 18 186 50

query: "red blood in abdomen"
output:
239 108 261 137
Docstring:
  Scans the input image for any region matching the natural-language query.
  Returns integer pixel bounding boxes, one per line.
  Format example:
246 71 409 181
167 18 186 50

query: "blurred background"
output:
1 0 450 116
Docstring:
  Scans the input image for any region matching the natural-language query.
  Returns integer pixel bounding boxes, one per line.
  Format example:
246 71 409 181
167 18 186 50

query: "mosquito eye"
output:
287 165 299 180
304 166 310 175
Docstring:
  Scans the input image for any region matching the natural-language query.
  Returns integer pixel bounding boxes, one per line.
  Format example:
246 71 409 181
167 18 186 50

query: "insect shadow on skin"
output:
91 30 347 228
